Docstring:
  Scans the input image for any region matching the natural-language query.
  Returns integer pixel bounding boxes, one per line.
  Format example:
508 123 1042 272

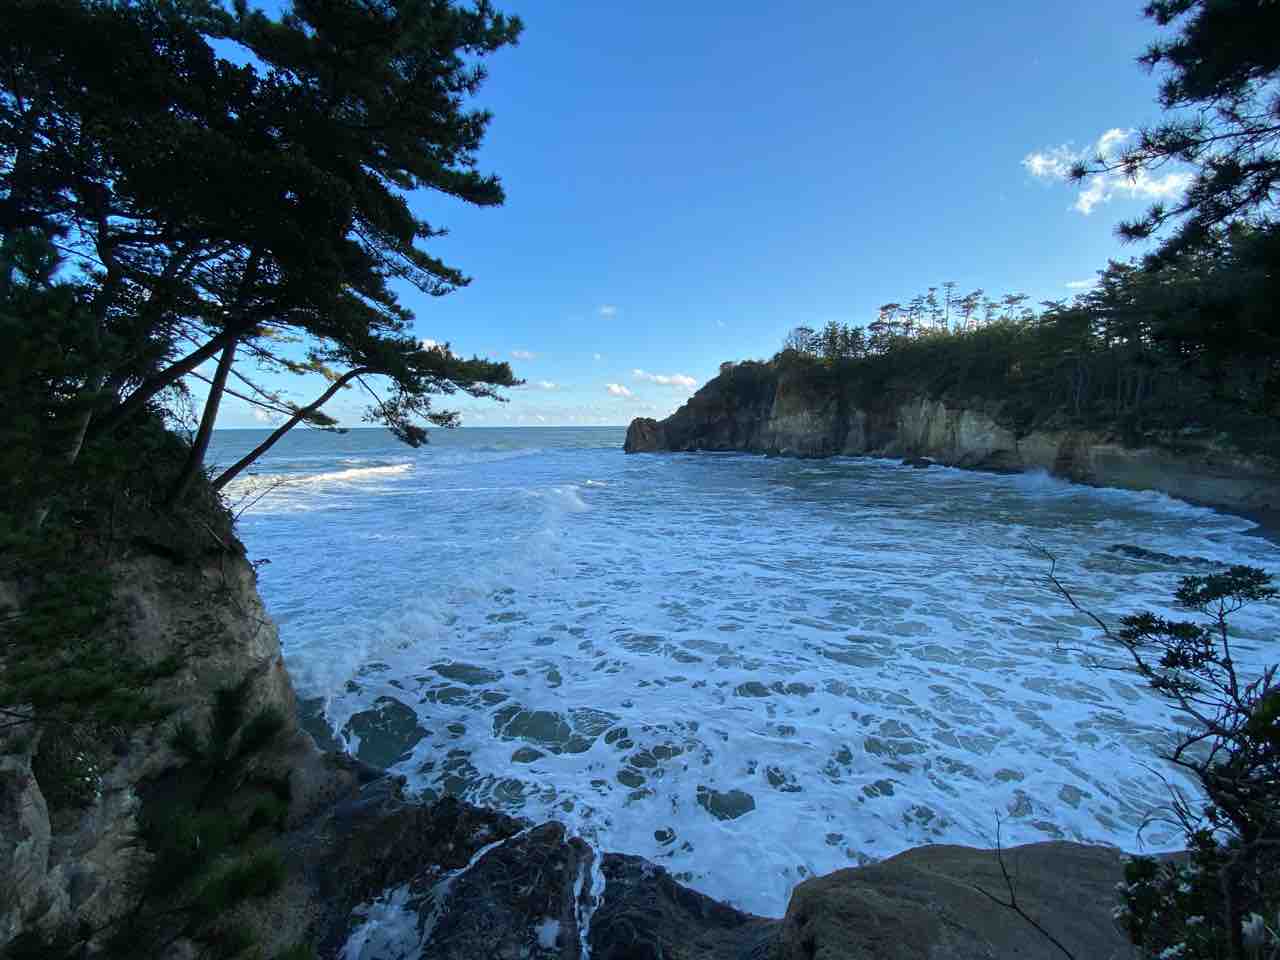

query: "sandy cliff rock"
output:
626 363 1279 519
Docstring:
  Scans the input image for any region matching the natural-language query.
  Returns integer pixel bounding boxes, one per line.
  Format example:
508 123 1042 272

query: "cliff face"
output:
0 549 352 951
626 363 1280 519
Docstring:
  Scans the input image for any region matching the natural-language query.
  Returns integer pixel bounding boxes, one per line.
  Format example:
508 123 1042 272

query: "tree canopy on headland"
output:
767 0 1278 457
1 0 522 515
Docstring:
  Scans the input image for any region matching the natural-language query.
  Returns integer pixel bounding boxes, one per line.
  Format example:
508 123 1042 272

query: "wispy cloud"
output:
598 305 618 318
606 383 634 398
511 349 537 360
1065 279 1095 290
632 369 697 389
593 353 603 361
1074 169 1193 215
1023 143 1080 180
1023 128 1192 216
535 380 559 391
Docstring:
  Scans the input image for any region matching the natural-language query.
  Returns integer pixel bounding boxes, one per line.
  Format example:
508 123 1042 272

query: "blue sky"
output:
215 0 1188 429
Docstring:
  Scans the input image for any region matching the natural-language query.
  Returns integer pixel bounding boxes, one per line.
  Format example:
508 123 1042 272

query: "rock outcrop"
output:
626 361 1280 519
0 549 358 949
777 842 1130 960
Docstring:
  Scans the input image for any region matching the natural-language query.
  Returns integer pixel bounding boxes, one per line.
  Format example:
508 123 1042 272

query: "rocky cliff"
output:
626 361 1280 520
2 543 1136 959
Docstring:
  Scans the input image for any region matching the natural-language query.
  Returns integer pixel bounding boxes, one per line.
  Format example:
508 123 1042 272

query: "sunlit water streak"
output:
211 426 1280 917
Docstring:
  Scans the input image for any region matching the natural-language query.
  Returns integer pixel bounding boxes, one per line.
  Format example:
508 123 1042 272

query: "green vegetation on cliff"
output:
766 0 1280 457
771 219 1278 456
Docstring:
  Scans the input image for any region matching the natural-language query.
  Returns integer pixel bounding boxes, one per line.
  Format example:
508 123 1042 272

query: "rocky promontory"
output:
626 360 1280 520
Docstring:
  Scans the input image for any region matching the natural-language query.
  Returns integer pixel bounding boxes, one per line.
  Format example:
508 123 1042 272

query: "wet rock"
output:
777 841 1128 960
278 782 602 960
1106 543 1227 570
588 853 777 960
424 822 594 960
343 696 427 768
696 786 756 821
300 787 530 958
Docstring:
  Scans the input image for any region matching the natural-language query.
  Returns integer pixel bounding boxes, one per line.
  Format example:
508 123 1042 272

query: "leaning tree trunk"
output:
211 367 368 492
167 333 239 505
89 322 244 442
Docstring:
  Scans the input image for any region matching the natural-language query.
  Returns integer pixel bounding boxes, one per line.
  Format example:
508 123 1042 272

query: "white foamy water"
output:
211 426 1280 917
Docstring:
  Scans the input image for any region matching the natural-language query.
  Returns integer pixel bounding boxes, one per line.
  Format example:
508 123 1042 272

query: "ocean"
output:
209 425 1280 917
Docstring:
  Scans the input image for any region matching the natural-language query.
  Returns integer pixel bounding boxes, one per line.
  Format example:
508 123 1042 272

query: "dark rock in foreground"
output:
271 773 1132 960
589 853 775 960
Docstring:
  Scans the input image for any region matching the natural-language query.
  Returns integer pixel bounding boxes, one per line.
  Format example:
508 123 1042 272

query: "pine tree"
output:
1073 0 1280 255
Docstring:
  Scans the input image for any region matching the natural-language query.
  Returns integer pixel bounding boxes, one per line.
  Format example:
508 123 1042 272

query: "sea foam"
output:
219 428 1280 917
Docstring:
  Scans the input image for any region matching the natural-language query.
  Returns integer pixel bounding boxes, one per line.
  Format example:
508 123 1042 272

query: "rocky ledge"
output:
625 362 1280 522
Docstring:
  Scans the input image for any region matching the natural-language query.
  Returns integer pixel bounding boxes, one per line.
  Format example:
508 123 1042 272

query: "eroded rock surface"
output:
778 841 1130 960
624 362 1280 518
587 853 776 960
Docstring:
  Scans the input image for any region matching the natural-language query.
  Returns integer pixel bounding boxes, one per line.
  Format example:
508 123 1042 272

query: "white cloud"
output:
251 407 278 424
1074 174 1111 214
1024 127 1191 216
1065 279 1095 290
1074 168 1193 215
420 338 444 352
593 353 603 361
1023 128 1133 182
511 349 536 360
632 369 697 389
606 383 634 398
1095 127 1130 159
1023 143 1080 180
598 305 618 318
535 380 559 391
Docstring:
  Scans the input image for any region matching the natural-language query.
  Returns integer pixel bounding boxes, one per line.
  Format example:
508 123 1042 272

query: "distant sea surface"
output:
210 426 1280 916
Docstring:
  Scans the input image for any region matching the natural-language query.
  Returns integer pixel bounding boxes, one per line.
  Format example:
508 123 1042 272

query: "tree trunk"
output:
212 368 368 492
167 333 239 505
88 324 245 441
31 260 121 531
91 246 261 442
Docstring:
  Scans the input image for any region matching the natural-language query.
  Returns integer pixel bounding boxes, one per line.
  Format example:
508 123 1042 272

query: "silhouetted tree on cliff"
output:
1072 0 1280 257
1 0 522 511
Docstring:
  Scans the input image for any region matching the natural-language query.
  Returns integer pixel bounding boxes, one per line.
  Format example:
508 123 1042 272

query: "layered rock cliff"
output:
626 361 1280 519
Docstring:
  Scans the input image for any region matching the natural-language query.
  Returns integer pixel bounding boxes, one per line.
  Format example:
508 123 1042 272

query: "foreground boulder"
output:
778 841 1128 960
588 854 775 960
